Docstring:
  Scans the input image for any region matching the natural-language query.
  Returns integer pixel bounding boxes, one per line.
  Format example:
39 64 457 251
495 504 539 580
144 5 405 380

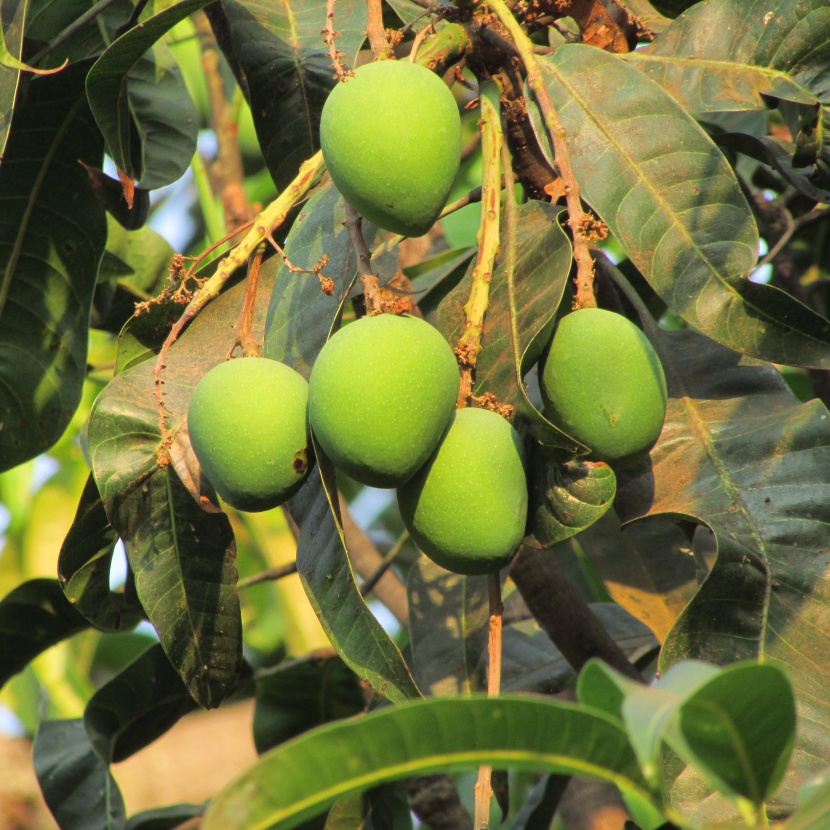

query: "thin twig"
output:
441 186 483 218
474 572 504 829
323 0 351 79
408 19 436 63
367 0 392 59
360 530 409 597
484 0 598 309
454 81 503 407
229 243 265 358
238 561 298 589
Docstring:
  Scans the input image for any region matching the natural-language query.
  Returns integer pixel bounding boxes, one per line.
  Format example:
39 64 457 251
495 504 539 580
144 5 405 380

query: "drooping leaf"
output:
0 62 107 472
33 718 126 830
124 804 204 830
222 0 368 188
625 0 829 113
406 557 490 696
200 695 654 830
0 579 90 688
85 0 211 187
253 651 366 754
58 474 144 632
537 45 830 368
615 325 830 805
84 642 197 763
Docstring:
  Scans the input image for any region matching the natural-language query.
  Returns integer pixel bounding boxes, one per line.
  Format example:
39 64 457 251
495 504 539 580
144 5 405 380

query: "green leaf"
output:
0 0 28 159
0 579 90 688
0 63 107 473
84 642 197 763
615 325 830 804
124 804 203 830
222 0 367 189
406 557 490 696
538 45 830 369
627 0 830 113
58 474 144 632
33 718 126 830
526 459 616 547
253 652 365 754
785 775 830 830
85 0 210 186
200 695 653 830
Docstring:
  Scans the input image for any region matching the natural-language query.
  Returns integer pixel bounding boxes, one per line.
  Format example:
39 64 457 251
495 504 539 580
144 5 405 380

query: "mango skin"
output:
187 358 310 512
539 308 667 467
308 314 459 488
397 408 528 575
320 61 461 237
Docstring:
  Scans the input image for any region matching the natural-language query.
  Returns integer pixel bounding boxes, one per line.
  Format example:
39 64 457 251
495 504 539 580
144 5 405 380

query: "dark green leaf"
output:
526 459 616 547
115 295 181 374
615 326 830 804
85 642 197 763
200 696 653 830
0 579 90 688
58 474 144 632
85 0 211 185
0 0 27 159
222 0 367 188
406 557 489 696
510 774 569 830
0 62 107 472
627 0 830 113
33 718 125 830
253 651 365 754
539 45 830 368
124 804 203 830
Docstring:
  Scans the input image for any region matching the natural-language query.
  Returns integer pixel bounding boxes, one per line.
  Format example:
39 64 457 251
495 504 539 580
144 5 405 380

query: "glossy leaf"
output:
33 718 126 830
0 579 90 688
84 642 197 763
539 45 830 368
627 0 830 113
253 651 365 754
222 0 367 188
616 326 830 803
58 474 144 632
201 695 653 830
0 62 106 472
85 0 210 186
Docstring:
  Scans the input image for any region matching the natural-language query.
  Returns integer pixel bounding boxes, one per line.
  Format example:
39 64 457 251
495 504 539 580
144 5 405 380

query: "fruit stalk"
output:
455 80 503 407
484 0 598 310
474 571 504 829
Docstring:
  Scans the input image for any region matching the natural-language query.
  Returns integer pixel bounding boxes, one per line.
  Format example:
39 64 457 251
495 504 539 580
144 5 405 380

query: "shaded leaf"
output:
222 0 367 189
0 62 107 473
58 474 144 632
627 0 830 113
33 718 126 830
0 578 89 688
406 557 490 696
538 45 830 368
0 0 27 159
253 651 365 754
85 0 210 187
201 695 653 830
615 326 830 804
124 804 203 830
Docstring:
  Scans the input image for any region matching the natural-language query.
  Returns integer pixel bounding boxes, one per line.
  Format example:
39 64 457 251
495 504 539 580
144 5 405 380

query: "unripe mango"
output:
397 407 528 575
308 314 459 488
320 60 461 237
187 358 310 512
539 308 667 467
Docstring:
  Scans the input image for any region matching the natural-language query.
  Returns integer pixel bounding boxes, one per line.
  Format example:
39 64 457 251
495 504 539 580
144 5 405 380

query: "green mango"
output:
320 60 461 237
397 407 528 575
308 314 459 488
187 358 310 512
540 308 667 467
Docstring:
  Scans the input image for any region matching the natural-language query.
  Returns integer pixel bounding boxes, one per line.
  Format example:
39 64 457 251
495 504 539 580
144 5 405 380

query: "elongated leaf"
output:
58 474 144 631
85 0 210 186
124 804 203 830
200 695 653 830
85 642 197 763
0 579 90 687
0 62 107 472
615 326 830 805
34 718 126 830
0 0 27 159
627 0 830 113
222 0 367 188
538 45 830 368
